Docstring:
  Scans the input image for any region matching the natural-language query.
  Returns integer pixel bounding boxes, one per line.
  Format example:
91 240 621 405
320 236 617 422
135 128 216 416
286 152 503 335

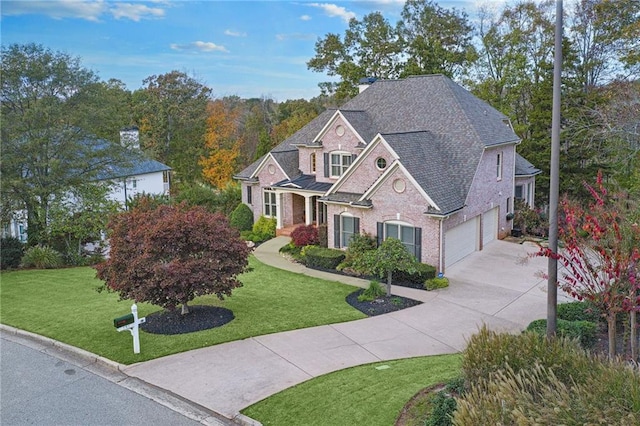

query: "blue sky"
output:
1 0 499 101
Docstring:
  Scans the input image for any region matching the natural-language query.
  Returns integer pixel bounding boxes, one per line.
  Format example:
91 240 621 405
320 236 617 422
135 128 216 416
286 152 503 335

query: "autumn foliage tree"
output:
200 100 242 189
96 199 251 315
537 173 640 359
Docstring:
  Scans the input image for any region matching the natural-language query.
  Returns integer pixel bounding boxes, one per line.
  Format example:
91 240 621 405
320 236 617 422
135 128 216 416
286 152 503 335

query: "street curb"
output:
0 324 250 425
0 323 125 371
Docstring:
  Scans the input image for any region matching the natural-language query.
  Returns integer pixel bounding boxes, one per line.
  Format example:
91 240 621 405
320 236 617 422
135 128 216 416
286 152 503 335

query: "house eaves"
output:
313 110 367 146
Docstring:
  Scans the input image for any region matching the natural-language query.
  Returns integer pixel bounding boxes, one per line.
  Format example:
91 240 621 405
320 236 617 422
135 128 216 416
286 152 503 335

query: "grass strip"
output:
0 256 365 364
242 354 461 426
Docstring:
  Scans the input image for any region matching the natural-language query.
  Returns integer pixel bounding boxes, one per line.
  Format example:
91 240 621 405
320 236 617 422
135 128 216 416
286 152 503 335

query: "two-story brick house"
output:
235 75 540 272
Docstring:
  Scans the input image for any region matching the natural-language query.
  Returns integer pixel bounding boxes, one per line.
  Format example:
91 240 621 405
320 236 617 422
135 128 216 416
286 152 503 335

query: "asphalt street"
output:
0 334 221 426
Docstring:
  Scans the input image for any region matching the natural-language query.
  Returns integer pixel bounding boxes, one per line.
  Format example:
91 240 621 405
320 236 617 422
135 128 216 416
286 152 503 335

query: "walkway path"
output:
124 237 570 422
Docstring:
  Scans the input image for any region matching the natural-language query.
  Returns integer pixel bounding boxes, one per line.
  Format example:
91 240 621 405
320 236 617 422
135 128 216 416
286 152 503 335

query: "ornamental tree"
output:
364 237 418 296
537 172 640 359
95 199 251 315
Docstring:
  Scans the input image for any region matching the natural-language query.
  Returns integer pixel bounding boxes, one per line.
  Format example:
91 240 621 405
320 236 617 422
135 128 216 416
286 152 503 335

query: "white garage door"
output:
482 207 498 246
445 217 478 268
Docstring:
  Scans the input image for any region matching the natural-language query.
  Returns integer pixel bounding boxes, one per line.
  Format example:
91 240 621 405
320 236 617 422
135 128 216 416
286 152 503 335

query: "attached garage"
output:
445 217 479 268
482 207 498 246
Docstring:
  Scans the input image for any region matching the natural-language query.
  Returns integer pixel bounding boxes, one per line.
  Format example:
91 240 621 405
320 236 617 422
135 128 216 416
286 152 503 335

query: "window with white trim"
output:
263 190 277 218
310 152 317 174
341 215 356 248
330 152 352 177
378 221 422 260
496 152 503 181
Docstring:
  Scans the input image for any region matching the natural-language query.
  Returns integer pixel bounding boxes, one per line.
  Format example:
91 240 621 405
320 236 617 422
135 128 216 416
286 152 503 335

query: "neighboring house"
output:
2 127 171 242
235 74 541 272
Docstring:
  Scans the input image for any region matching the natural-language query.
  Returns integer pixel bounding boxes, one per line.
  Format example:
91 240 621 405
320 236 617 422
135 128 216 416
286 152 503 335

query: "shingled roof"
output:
236 75 522 214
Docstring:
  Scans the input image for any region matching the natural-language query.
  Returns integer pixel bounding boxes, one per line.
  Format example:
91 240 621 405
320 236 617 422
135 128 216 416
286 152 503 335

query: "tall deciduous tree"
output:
308 11 402 100
133 71 210 182
398 0 477 78
96 200 251 315
1 43 127 245
200 99 242 189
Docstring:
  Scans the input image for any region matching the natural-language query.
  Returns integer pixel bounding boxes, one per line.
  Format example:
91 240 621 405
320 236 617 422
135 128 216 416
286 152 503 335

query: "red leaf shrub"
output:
290 224 319 247
95 200 251 312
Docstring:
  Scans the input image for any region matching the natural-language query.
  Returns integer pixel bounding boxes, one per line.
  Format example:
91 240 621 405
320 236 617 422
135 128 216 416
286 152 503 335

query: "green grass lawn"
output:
242 354 461 426
0 256 366 364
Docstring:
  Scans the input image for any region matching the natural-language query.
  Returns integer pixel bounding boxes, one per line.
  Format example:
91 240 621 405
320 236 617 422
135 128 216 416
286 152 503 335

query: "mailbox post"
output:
114 304 146 354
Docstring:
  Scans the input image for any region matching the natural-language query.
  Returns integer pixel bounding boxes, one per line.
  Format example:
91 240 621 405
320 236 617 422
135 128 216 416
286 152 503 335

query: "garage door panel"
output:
445 218 478 268
482 207 498 246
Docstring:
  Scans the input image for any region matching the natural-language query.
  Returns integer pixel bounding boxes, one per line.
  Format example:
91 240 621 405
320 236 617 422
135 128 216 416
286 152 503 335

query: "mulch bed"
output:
346 289 422 316
140 305 234 335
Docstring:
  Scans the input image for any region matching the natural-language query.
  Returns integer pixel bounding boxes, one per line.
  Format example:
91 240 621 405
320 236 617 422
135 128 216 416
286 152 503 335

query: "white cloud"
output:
170 41 229 53
1 0 107 21
224 29 247 37
1 0 166 22
110 3 165 21
307 3 356 23
300 14 311 21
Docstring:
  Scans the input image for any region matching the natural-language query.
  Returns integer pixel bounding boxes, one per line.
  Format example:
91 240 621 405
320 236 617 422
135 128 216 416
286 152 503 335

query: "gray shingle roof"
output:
382 131 469 214
515 153 541 176
273 174 333 192
236 74 528 214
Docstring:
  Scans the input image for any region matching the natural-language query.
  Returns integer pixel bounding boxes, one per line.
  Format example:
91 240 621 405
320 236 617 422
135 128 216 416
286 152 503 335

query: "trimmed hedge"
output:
396 262 437 284
526 318 598 349
557 301 600 323
301 246 345 270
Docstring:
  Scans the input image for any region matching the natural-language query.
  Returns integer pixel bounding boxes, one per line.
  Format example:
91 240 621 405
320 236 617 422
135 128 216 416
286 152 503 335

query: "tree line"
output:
1 0 638 251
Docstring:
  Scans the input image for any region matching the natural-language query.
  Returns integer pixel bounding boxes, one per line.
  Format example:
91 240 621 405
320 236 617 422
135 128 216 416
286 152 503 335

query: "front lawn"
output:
0 256 366 364
242 354 461 426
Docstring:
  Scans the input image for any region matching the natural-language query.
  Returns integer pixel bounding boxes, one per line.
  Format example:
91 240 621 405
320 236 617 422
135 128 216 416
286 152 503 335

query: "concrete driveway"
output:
123 238 574 421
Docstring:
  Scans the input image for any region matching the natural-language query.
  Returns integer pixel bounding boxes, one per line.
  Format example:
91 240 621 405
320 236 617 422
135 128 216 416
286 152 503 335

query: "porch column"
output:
304 195 313 225
276 191 283 229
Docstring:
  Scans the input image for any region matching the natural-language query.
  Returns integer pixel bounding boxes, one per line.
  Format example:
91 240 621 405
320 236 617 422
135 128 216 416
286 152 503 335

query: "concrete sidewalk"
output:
124 237 571 421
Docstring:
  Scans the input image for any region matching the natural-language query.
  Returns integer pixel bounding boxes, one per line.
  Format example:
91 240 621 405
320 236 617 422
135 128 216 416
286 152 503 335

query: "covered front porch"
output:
270 175 331 233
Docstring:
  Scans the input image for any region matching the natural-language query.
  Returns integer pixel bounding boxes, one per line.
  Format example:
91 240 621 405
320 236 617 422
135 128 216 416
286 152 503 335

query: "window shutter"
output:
414 227 422 261
377 222 384 247
324 153 330 177
351 154 357 163
247 186 252 204
334 215 341 248
354 217 360 235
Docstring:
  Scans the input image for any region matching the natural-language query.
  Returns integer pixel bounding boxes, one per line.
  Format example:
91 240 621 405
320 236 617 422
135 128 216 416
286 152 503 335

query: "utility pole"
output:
547 0 563 339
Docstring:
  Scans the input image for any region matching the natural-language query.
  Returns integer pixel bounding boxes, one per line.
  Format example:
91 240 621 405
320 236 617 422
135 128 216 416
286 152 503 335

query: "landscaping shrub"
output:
396 262 437 284
1 237 24 270
526 318 598 349
290 224 319 247
426 391 456 426
425 276 449 291
337 233 377 273
229 203 254 232
357 281 385 302
454 360 640 425
462 326 595 386
249 216 276 242
301 246 345 270
21 245 64 269
557 300 600 323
